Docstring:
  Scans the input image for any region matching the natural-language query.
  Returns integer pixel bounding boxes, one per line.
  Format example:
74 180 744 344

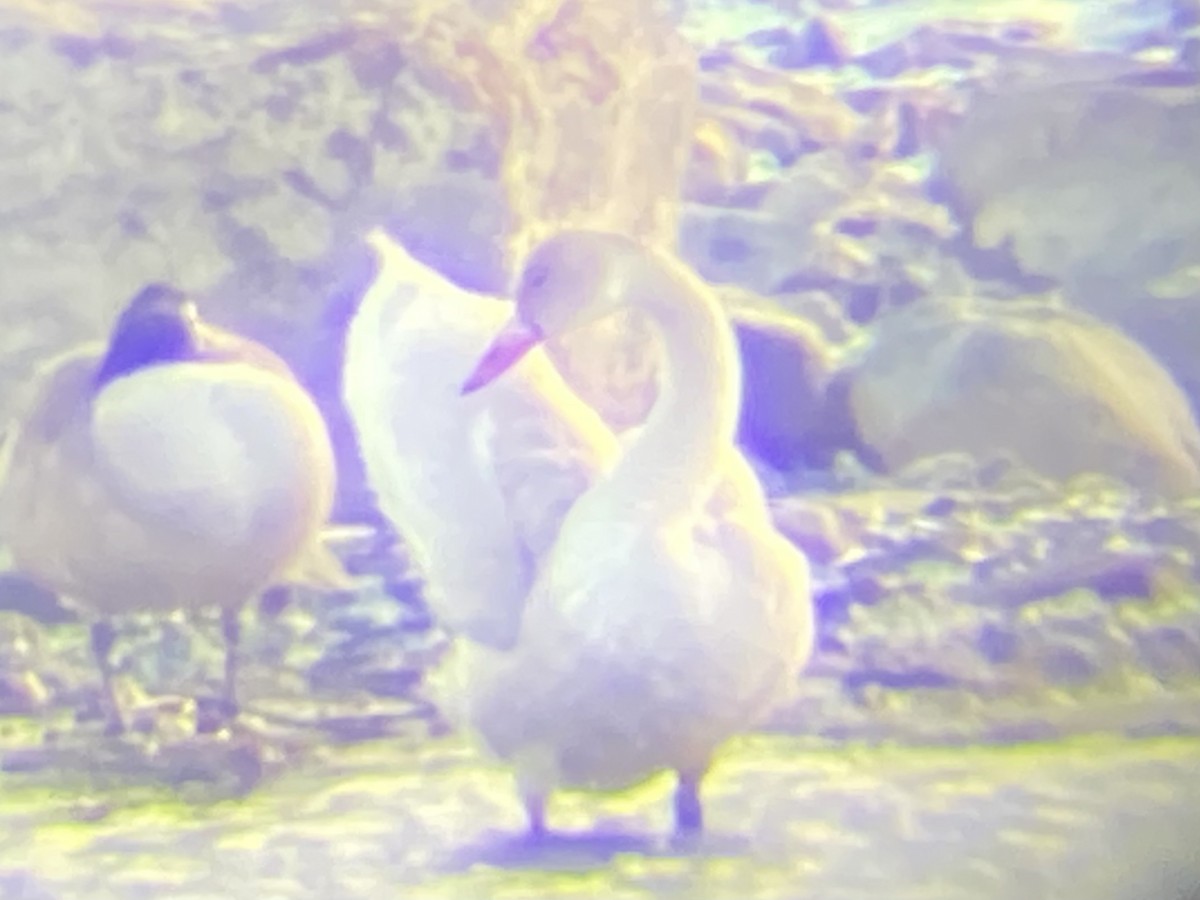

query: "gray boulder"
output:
934 79 1200 421
845 300 1200 497
0 0 698 523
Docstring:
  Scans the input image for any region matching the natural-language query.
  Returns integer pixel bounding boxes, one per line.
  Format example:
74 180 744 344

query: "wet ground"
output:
1 731 1198 899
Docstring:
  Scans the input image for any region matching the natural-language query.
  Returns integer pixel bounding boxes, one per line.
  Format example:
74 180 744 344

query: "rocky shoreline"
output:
0 2 1199 897
0 0 1197 828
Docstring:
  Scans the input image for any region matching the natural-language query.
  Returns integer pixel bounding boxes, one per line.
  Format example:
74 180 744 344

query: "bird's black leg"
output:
219 606 242 722
89 619 125 736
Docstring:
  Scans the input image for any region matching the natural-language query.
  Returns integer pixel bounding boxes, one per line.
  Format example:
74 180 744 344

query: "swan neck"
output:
601 254 741 518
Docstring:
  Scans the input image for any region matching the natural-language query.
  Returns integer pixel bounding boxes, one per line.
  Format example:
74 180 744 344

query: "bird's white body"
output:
0 338 344 619
343 229 813 820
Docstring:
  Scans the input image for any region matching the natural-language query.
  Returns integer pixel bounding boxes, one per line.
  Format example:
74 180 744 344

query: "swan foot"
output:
89 619 126 736
673 770 705 835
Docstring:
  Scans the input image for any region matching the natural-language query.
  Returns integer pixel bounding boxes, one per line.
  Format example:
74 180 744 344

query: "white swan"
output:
343 232 621 651
343 228 813 836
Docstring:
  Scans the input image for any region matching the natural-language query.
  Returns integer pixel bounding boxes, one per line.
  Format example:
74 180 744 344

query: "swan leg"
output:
218 607 242 720
524 794 548 839
673 769 706 835
88 619 125 736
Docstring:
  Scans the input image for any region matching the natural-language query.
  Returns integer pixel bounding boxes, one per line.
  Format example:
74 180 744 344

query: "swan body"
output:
0 285 348 731
344 229 813 834
449 450 807 796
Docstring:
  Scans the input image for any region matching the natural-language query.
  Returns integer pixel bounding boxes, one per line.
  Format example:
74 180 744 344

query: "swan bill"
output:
460 317 544 395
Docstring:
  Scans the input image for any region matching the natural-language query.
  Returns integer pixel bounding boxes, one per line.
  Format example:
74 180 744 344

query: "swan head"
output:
94 284 203 389
461 230 641 394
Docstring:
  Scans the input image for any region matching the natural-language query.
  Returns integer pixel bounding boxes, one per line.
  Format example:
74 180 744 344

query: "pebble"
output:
1038 644 1101 686
767 18 853 70
975 623 1019 665
0 670 50 715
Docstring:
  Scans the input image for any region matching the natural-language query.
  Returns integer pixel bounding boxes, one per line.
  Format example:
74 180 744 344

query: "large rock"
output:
933 80 1200 420
675 50 962 323
486 0 697 254
0 0 699 520
0 0 509 523
844 300 1200 498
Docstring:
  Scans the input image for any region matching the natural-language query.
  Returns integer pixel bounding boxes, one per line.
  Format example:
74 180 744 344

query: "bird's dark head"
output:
93 284 204 389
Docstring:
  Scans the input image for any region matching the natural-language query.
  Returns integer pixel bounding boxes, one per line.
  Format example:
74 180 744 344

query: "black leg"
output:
673 770 705 835
219 606 241 720
89 619 125 736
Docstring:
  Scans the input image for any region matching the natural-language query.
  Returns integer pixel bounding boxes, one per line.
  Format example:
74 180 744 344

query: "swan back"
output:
343 232 619 648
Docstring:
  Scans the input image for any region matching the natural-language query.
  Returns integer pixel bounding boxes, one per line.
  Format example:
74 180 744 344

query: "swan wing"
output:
344 231 617 648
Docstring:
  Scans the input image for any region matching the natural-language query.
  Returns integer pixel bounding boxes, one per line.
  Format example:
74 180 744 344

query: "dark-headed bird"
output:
0 284 351 734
